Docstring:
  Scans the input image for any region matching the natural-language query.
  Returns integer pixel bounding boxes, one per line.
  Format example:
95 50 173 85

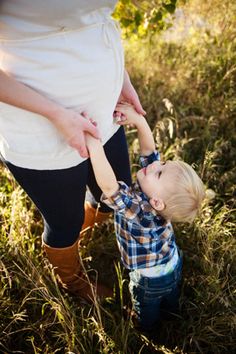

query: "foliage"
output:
113 0 178 37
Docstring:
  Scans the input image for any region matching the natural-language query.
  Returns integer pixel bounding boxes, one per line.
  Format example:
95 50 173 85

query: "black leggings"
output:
4 127 131 248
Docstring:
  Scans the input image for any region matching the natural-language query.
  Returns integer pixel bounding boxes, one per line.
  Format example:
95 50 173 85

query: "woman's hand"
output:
114 102 144 126
53 108 100 158
118 70 146 115
115 103 155 156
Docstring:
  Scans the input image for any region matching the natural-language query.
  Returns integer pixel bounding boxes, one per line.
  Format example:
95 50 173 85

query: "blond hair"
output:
160 160 205 223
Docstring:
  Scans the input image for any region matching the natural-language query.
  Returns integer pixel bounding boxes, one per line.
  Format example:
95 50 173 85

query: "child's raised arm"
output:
115 103 155 156
85 133 119 198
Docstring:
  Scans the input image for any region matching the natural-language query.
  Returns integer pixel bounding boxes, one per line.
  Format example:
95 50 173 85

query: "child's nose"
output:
151 162 157 169
150 164 156 172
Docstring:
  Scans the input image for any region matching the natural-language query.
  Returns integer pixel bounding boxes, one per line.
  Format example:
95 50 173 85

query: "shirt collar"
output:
133 181 158 215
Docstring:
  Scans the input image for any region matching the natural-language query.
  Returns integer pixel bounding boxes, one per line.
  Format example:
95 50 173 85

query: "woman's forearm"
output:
0 70 100 157
0 69 64 121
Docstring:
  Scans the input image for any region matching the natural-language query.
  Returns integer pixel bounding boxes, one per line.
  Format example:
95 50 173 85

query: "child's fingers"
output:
115 104 131 115
120 114 127 122
113 110 122 118
114 113 126 119
114 111 127 123
114 116 123 123
113 111 122 121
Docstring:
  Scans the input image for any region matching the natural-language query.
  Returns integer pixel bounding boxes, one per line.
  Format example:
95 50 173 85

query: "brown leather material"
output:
42 239 112 301
81 201 112 232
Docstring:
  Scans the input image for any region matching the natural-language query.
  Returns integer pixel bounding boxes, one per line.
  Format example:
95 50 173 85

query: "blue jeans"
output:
129 251 183 331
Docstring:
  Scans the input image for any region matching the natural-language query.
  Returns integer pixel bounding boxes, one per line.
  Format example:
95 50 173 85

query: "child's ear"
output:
149 197 165 211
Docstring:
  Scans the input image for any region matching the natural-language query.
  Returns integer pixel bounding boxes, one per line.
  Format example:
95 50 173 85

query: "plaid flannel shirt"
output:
102 151 177 270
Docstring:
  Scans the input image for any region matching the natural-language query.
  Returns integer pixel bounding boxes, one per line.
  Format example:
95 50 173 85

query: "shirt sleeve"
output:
139 150 160 168
101 181 141 218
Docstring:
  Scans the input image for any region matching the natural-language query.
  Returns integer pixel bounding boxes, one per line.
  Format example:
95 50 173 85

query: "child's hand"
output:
81 112 101 151
114 102 144 126
113 110 126 124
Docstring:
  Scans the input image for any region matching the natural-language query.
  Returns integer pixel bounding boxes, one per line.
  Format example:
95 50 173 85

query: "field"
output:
0 1 235 353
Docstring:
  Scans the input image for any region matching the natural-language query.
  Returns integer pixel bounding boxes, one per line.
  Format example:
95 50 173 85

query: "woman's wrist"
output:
43 101 67 123
123 69 131 85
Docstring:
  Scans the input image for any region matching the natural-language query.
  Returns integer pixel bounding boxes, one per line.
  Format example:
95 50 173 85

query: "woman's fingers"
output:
69 131 89 158
130 93 146 115
83 119 100 139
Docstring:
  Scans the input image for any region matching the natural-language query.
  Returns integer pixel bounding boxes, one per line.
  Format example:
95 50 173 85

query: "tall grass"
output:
0 0 235 352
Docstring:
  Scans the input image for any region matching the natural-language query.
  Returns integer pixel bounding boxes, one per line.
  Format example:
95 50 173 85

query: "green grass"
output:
0 0 235 353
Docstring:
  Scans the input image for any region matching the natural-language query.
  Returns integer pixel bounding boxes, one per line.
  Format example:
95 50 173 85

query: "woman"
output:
0 0 145 300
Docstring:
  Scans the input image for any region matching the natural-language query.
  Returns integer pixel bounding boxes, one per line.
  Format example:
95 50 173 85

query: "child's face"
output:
137 160 179 203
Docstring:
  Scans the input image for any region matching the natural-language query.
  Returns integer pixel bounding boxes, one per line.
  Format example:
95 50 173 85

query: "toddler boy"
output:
85 103 205 331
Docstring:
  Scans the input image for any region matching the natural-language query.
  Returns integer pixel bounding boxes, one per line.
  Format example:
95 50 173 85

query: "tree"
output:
113 0 178 38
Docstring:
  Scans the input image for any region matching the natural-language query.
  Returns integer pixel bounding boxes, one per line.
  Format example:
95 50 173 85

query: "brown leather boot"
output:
42 239 112 302
81 202 112 233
